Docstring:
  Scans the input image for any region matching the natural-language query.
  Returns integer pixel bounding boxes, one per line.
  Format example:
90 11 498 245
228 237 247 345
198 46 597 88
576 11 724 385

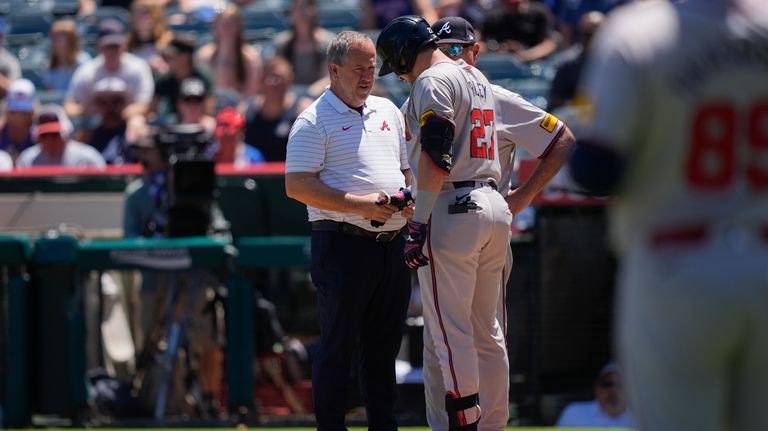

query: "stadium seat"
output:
317 7 360 33
51 0 80 17
492 78 551 110
76 7 131 35
475 52 533 81
37 90 67 106
241 8 288 42
5 10 53 38
21 66 45 89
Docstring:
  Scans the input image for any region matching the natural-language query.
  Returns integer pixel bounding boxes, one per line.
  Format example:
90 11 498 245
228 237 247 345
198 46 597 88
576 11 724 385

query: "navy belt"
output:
311 220 404 242
452 180 498 191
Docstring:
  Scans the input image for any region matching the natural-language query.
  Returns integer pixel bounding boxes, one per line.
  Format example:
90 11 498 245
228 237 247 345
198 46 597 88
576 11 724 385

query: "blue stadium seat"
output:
51 0 80 17
37 90 67 106
492 78 551 110
76 7 131 35
5 10 53 38
21 66 45 89
475 53 534 81
317 7 360 33
241 8 288 43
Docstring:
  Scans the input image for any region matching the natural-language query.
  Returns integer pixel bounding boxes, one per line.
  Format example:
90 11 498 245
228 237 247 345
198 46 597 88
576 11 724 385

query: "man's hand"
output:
360 192 398 226
404 220 429 269
372 187 415 226
505 188 534 218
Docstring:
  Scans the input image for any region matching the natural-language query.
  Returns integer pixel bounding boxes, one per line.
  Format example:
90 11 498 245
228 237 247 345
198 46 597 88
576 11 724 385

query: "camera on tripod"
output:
155 123 218 238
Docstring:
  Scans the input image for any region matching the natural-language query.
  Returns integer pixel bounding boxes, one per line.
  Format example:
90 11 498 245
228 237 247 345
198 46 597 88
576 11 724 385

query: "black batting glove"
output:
404 220 429 269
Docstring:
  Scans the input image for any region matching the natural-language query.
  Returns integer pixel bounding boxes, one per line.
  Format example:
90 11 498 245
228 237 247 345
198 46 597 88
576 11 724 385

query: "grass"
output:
16 428 633 431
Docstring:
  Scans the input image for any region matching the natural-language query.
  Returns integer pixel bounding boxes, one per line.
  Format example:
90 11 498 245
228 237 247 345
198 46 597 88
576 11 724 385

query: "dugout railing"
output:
0 235 32 428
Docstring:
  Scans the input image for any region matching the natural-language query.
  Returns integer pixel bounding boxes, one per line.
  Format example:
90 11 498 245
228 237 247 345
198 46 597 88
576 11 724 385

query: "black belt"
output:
311 220 404 242
452 180 497 191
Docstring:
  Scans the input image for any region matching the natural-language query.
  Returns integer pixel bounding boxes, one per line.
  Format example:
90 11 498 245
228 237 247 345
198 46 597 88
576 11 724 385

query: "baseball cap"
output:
431 17 476 45
36 121 63 136
0 17 8 35
162 35 196 56
35 104 74 139
97 19 127 47
179 77 207 98
6 79 37 113
215 106 244 138
93 76 128 94
598 362 620 378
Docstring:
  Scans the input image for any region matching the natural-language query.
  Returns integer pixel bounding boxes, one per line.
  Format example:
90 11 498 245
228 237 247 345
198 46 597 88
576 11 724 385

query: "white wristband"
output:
413 190 439 224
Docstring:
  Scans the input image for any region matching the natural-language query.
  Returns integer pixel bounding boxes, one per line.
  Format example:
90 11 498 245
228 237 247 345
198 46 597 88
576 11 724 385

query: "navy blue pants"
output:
310 229 412 431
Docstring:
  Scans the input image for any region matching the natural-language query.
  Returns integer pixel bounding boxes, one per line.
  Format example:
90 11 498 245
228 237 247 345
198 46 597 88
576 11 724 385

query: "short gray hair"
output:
327 31 373 66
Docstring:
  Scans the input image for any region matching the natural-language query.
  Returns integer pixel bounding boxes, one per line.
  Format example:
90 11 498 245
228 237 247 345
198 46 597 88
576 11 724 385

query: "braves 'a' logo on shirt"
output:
381 120 390 131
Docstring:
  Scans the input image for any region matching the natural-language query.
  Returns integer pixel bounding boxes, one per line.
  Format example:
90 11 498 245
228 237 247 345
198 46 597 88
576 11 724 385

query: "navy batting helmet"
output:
376 15 438 77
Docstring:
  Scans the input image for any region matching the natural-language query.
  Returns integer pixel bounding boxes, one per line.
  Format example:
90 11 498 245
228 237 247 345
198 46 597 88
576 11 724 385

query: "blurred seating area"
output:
0 0 617 138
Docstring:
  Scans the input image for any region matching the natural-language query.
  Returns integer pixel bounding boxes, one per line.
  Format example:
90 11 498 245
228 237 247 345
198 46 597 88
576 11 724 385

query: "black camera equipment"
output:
155 124 218 238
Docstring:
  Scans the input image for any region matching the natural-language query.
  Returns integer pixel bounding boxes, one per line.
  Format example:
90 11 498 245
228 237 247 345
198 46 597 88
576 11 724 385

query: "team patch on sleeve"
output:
539 113 559 133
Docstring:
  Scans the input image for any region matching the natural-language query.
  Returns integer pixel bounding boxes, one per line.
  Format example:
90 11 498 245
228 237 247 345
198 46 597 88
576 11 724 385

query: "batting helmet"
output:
376 15 438 77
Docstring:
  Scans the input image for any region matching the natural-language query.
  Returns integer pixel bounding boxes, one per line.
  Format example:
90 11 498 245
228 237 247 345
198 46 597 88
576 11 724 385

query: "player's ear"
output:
471 43 480 60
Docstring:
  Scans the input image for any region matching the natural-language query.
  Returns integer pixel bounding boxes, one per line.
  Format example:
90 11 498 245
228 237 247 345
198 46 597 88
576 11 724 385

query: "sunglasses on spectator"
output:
181 96 205 103
264 74 288 85
95 97 126 107
438 44 472 57
597 379 619 389
38 113 59 124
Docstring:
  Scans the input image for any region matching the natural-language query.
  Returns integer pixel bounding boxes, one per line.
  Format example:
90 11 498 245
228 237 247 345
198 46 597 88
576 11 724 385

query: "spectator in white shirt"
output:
65 19 154 122
16 104 106 168
557 362 635 428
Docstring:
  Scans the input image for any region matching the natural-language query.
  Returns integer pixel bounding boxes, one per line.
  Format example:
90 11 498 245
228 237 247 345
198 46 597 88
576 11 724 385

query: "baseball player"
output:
377 15 512 430
570 1 768 430
421 16 576 430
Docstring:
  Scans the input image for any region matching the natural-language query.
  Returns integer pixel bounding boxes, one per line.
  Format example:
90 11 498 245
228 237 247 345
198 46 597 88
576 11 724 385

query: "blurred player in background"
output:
570 1 768 430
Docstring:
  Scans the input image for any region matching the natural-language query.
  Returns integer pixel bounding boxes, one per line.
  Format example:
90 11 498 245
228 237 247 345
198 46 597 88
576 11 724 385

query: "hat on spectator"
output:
163 34 196 56
215 107 245 138
94 76 128 94
0 17 8 35
431 16 476 45
598 362 620 378
34 104 74 139
179 77 207 98
97 19 127 47
6 79 37 113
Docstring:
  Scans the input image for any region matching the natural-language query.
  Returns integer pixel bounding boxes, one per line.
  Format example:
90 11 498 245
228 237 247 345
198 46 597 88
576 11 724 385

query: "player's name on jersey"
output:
467 80 488 100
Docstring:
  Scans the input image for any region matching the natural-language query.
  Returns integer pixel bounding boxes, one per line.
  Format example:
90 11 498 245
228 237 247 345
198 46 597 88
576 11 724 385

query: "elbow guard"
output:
569 138 626 196
420 113 454 174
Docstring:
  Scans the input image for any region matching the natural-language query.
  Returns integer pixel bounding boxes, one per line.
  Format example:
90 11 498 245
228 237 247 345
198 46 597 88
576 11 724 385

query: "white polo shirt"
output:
286 88 409 232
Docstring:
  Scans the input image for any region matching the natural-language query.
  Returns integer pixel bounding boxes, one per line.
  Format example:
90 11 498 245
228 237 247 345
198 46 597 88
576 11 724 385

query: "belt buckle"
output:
375 231 390 242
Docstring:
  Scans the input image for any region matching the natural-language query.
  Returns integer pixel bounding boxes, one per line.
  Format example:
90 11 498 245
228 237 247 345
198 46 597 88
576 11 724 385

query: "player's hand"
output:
402 202 415 220
404 220 429 269
505 189 534 219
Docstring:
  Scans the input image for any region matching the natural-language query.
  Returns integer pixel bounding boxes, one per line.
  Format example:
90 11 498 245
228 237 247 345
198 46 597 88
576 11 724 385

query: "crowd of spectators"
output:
0 0 630 173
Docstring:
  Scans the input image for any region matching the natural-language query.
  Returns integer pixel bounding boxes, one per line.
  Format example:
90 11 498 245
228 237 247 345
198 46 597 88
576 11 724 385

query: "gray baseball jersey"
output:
403 60 501 187
404 58 512 428
493 83 565 196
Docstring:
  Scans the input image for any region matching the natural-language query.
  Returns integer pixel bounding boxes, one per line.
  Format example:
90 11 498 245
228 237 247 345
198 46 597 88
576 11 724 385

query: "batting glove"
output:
404 220 429 269
371 187 415 227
